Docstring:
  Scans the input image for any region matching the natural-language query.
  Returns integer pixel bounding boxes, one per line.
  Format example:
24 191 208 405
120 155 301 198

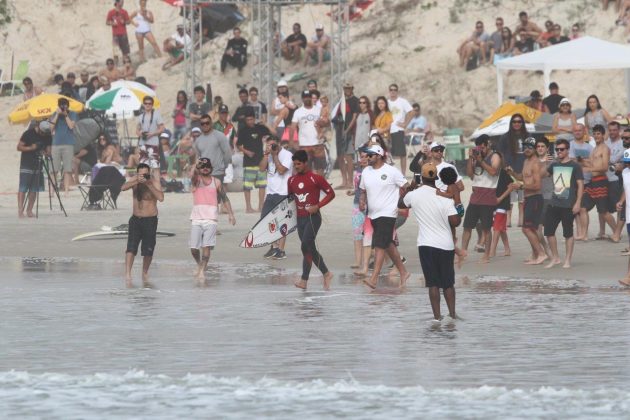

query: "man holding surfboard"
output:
288 150 335 290
121 162 164 287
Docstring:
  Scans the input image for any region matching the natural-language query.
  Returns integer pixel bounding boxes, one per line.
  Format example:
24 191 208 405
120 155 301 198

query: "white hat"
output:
315 23 324 30
277 80 288 87
366 144 385 157
191 127 202 134
559 98 571 106
159 132 170 139
429 141 445 150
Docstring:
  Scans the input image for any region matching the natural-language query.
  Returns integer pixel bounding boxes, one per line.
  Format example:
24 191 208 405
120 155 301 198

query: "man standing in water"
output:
122 162 164 287
288 150 335 290
189 158 236 283
400 162 461 321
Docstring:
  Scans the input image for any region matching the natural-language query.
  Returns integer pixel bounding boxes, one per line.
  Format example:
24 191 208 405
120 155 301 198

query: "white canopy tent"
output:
496 36 630 111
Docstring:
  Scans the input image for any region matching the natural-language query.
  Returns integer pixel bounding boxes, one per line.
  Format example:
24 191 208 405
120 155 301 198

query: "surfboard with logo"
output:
240 196 298 248
71 225 175 241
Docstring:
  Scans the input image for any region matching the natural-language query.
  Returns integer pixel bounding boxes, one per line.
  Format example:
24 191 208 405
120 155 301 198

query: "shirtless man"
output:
303 23 330 70
99 58 122 82
580 124 618 240
506 137 547 265
121 162 164 287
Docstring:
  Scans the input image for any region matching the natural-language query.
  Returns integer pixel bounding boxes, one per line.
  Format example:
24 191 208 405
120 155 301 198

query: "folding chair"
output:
79 185 117 211
0 60 29 96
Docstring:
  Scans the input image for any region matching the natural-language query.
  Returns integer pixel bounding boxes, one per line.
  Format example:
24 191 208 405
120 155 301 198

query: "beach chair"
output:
0 60 29 96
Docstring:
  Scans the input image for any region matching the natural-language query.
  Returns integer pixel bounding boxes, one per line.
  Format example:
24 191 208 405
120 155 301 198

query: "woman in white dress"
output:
130 0 162 62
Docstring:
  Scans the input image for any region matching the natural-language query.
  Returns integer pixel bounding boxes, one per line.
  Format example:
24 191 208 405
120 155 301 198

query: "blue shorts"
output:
19 170 45 193
243 166 267 191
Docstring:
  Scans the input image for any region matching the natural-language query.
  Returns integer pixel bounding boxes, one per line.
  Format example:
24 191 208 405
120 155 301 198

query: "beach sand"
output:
0 174 626 289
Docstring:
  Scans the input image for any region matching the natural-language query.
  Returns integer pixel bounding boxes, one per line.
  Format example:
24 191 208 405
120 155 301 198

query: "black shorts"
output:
126 215 158 257
371 216 396 249
523 194 544 230
543 205 574 238
540 199 550 225
113 34 130 55
390 131 406 157
261 193 287 217
419 246 455 289
463 203 494 230
607 179 622 214
582 177 609 214
621 203 626 222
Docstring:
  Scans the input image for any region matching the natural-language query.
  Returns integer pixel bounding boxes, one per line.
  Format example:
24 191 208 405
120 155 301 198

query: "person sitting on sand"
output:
220 27 248 74
121 162 164 287
189 158 235 284
303 23 331 70
163 24 192 71
281 23 307 63
99 58 123 82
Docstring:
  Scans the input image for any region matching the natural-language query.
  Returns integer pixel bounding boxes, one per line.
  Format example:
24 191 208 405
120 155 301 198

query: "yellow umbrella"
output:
8 93 84 124
478 102 542 129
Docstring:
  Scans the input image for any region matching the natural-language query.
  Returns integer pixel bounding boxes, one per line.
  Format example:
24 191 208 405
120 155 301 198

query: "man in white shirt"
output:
259 135 293 260
359 144 410 289
387 84 414 176
162 24 192 70
400 162 461 321
428 142 464 192
291 90 326 175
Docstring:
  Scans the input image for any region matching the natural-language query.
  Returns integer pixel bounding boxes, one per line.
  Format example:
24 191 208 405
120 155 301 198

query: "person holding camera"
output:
461 135 501 259
17 122 51 218
50 98 78 196
121 162 164 288
136 96 164 170
259 135 293 260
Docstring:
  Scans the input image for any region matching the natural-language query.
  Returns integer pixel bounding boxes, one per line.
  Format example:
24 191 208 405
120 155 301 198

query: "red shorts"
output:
492 210 507 232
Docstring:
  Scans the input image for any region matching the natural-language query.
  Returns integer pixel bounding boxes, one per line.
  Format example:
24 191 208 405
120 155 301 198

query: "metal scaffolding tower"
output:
179 0 350 107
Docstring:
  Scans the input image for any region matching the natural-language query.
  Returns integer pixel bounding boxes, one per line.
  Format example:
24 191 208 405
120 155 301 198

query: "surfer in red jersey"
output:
288 150 335 290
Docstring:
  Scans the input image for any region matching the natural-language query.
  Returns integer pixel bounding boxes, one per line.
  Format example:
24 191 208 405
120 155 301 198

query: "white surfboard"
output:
72 225 175 241
240 196 298 248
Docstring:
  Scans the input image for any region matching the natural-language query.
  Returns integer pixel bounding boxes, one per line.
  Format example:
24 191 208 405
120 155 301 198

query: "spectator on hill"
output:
21 77 42 101
548 24 570 45
221 27 248 74
514 11 542 51
86 76 100 101
189 86 211 130
77 71 90 102
106 0 131 64
248 87 268 124
513 28 534 55
65 72 79 97
281 23 307 63
163 24 192 70
121 56 136 80
100 58 123 82
490 22 515 63
130 0 162 62
543 82 565 114
457 20 490 68
570 23 582 39
526 90 549 113
304 23 331 71
537 20 555 48
616 0 630 24
54 74 64 90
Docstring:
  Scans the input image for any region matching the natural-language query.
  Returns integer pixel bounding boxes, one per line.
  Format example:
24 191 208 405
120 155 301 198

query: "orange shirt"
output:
374 111 393 139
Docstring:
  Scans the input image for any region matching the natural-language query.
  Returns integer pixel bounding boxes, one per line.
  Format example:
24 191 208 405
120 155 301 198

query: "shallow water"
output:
1 257 630 419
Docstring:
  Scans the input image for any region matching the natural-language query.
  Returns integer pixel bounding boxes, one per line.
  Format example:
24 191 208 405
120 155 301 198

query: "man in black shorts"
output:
543 139 584 268
121 163 164 287
462 135 501 258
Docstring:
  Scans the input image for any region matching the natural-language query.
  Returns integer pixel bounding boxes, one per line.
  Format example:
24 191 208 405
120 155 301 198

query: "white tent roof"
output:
496 36 630 109
497 36 630 71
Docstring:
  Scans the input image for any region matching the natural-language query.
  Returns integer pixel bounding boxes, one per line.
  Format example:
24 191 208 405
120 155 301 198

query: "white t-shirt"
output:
623 168 630 224
266 148 293 195
387 97 413 134
403 185 457 250
292 105 320 146
359 163 407 218
172 32 192 54
273 97 285 128
435 161 463 192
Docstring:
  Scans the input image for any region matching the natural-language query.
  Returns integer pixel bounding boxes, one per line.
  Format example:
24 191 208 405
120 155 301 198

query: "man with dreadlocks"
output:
121 162 164 287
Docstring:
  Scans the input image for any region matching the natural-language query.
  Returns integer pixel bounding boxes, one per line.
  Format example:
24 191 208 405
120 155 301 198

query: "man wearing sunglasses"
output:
542 139 584 269
428 142 464 192
193 114 232 184
506 137 548 265
136 96 164 149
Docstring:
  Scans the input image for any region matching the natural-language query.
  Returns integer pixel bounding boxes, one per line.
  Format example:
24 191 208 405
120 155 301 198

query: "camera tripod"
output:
23 152 67 218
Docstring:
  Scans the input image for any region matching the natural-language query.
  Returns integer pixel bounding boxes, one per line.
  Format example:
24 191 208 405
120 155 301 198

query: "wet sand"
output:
0 175 627 288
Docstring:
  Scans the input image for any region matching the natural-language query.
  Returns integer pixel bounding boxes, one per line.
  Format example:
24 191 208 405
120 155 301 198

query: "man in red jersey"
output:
288 150 335 290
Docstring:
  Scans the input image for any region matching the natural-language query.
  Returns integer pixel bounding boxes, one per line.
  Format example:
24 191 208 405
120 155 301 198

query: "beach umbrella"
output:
8 93 84 124
86 83 160 118
110 80 160 106
472 116 540 138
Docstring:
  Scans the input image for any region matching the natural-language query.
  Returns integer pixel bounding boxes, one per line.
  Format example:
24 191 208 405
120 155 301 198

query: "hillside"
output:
0 0 627 192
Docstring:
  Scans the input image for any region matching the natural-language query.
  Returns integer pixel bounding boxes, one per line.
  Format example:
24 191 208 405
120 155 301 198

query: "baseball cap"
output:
530 90 541 99
277 80 288 87
176 24 184 29
343 82 353 88
430 141 445 151
559 98 571 106
421 162 438 179
191 127 202 134
219 104 229 113
159 132 170 139
315 23 324 30
624 149 630 163
301 89 311 98
522 137 537 148
366 144 385 157
196 157 211 169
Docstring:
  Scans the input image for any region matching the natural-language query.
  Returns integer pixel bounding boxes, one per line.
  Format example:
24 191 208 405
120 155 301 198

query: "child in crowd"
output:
489 166 519 259
437 166 467 267
316 95 331 141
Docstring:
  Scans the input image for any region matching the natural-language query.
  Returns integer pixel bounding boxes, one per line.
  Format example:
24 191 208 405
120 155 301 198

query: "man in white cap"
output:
359 144 411 289
427 142 464 192
304 23 330 70
162 24 192 70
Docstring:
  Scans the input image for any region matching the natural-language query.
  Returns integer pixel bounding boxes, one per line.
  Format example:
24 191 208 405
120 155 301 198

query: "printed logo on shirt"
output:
295 192 310 203
381 174 387 180
298 182 304 189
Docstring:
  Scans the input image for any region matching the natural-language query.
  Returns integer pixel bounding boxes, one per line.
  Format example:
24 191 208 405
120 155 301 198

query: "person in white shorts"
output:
189 158 235 283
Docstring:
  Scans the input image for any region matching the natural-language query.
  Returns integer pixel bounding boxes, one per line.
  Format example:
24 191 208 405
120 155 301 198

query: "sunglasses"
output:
432 148 445 153
143 102 153 105
523 144 535 149
200 121 211 126
622 136 630 140
555 147 567 152
359 101 367 104
512 120 523 124
367 153 377 158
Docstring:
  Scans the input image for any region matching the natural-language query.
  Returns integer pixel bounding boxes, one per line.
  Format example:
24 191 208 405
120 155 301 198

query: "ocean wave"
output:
1 370 628 419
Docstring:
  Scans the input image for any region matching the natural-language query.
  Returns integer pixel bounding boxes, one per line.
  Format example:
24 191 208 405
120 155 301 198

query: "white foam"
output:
1 371 628 419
